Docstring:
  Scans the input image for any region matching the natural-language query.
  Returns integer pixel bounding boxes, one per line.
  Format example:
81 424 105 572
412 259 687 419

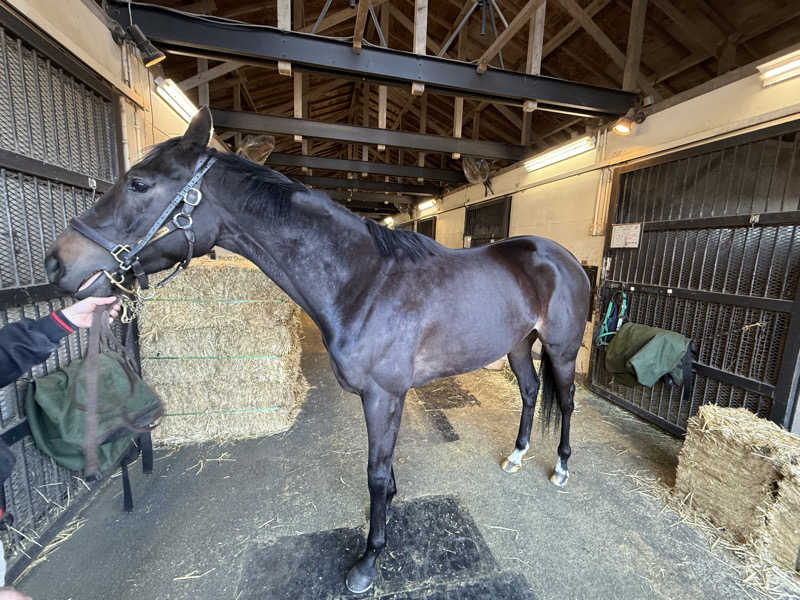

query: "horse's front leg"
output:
345 386 405 594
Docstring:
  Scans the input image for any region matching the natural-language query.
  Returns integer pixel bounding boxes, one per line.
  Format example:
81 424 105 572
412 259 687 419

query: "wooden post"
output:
452 24 466 159
522 1 545 144
417 94 427 181
411 0 427 95
353 1 370 54
233 82 242 149
277 0 292 76
361 83 369 176
377 4 390 151
623 0 648 91
293 73 303 142
477 0 544 73
197 58 209 106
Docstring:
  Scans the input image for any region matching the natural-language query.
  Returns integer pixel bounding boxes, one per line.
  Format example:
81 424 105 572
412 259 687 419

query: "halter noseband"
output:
70 156 217 293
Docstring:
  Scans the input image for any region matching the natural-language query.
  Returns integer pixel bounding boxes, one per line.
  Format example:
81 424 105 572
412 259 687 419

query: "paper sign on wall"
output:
610 223 642 248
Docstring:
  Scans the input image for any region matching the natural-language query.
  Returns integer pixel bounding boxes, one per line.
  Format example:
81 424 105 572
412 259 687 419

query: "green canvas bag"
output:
24 350 162 474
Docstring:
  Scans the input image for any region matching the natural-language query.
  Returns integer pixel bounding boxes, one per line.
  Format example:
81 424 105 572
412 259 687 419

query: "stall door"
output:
0 7 120 572
589 121 800 435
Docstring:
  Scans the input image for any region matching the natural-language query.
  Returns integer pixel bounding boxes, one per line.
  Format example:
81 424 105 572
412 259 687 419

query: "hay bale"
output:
138 256 307 446
675 406 800 571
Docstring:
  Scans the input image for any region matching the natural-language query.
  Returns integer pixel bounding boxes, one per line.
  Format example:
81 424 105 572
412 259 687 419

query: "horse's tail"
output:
539 348 561 435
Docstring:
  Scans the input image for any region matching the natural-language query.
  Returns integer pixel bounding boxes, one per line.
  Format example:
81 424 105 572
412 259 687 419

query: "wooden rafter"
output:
353 1 371 54
411 0 428 95
178 61 242 91
300 0 390 34
556 0 658 96
623 0 648 91
477 0 545 73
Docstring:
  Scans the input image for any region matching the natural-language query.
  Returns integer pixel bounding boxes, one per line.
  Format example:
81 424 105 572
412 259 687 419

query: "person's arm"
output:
0 311 75 388
0 297 119 388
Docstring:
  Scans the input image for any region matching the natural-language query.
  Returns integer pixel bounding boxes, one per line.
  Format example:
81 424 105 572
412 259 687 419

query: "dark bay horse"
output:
46 108 590 594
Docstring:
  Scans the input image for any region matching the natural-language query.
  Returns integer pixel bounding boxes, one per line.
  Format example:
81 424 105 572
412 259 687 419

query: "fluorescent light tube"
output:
524 136 596 172
757 49 800 87
155 77 199 123
417 198 437 211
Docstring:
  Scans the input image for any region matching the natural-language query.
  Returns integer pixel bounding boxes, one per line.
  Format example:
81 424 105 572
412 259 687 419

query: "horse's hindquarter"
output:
400 241 557 385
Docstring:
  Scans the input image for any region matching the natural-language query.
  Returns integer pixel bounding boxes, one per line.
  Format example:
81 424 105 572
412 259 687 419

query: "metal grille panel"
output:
0 27 114 181
591 125 800 434
0 11 118 568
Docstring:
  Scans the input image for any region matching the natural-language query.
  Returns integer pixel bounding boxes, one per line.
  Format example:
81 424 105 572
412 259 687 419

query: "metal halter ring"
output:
110 244 132 270
183 187 202 206
173 213 193 229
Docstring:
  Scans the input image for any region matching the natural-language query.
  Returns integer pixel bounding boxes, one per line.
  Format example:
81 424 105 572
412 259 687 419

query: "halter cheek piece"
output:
69 156 217 293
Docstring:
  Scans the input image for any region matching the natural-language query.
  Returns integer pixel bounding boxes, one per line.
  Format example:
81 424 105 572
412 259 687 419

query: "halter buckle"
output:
110 244 132 270
173 213 193 229
184 188 202 206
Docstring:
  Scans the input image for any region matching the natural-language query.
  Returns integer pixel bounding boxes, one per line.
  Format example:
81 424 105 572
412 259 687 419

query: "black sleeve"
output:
0 311 76 388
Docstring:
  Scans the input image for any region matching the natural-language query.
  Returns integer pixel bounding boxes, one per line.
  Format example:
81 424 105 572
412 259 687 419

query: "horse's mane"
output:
144 139 440 262
362 218 439 262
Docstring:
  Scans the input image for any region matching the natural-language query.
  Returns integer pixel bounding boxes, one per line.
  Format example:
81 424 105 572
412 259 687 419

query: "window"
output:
416 217 436 239
463 196 511 247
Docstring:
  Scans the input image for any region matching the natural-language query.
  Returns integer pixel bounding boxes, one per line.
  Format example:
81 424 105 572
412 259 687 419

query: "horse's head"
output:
46 107 219 299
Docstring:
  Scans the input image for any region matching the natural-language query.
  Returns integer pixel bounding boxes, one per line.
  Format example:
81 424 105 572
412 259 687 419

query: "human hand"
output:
0 587 32 600
62 296 120 328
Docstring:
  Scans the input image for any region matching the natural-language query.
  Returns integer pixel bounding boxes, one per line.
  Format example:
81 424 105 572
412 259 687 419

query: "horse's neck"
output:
215 195 381 338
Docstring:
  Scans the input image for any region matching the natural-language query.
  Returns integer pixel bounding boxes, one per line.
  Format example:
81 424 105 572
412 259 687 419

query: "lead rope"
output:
81 306 106 478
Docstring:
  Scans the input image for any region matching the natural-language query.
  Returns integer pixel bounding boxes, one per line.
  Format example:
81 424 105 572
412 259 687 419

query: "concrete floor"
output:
19 315 749 599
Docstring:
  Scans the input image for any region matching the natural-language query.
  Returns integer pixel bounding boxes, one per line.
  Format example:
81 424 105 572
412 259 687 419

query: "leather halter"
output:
70 156 217 292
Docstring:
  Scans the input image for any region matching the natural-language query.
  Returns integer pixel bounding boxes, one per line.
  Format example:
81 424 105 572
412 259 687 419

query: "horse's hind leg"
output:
500 333 540 474
549 356 577 487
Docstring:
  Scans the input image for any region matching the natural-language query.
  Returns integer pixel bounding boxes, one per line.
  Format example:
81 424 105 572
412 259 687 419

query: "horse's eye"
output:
128 178 150 193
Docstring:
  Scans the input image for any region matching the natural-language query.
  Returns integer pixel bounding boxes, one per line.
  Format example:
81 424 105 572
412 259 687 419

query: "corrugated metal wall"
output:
0 7 118 569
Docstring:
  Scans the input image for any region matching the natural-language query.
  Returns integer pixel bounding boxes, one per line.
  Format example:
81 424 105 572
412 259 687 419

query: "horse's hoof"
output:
549 470 569 487
500 458 521 473
550 459 569 487
345 565 375 595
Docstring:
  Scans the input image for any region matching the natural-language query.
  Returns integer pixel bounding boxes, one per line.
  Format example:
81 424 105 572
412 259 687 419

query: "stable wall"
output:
5 0 222 168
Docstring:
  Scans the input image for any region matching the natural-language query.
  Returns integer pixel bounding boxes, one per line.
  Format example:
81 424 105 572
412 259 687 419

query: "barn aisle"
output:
18 313 746 600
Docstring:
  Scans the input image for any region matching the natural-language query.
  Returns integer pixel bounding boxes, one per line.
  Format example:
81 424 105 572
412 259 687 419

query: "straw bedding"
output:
676 405 800 572
138 256 307 446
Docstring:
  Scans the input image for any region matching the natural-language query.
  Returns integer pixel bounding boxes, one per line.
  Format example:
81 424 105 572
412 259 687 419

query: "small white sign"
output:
610 222 642 248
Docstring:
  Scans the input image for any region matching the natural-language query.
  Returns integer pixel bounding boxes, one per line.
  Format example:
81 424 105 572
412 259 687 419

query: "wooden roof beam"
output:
555 0 658 97
178 60 244 91
477 0 545 73
301 0 390 34
352 1 370 54
622 0 647 91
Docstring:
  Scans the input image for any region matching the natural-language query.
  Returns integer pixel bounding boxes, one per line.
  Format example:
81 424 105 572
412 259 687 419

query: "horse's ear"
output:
182 106 213 147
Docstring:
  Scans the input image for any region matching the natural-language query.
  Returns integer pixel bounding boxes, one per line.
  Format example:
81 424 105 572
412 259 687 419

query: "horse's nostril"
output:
45 255 63 284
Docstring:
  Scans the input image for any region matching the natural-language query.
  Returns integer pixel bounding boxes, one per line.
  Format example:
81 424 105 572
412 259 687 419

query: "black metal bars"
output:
266 152 466 183
212 109 527 161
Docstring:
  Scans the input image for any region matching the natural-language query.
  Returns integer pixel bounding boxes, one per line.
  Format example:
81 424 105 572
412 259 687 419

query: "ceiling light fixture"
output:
524 136 596 172
417 198 437 212
155 77 199 123
612 108 646 136
757 48 800 87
